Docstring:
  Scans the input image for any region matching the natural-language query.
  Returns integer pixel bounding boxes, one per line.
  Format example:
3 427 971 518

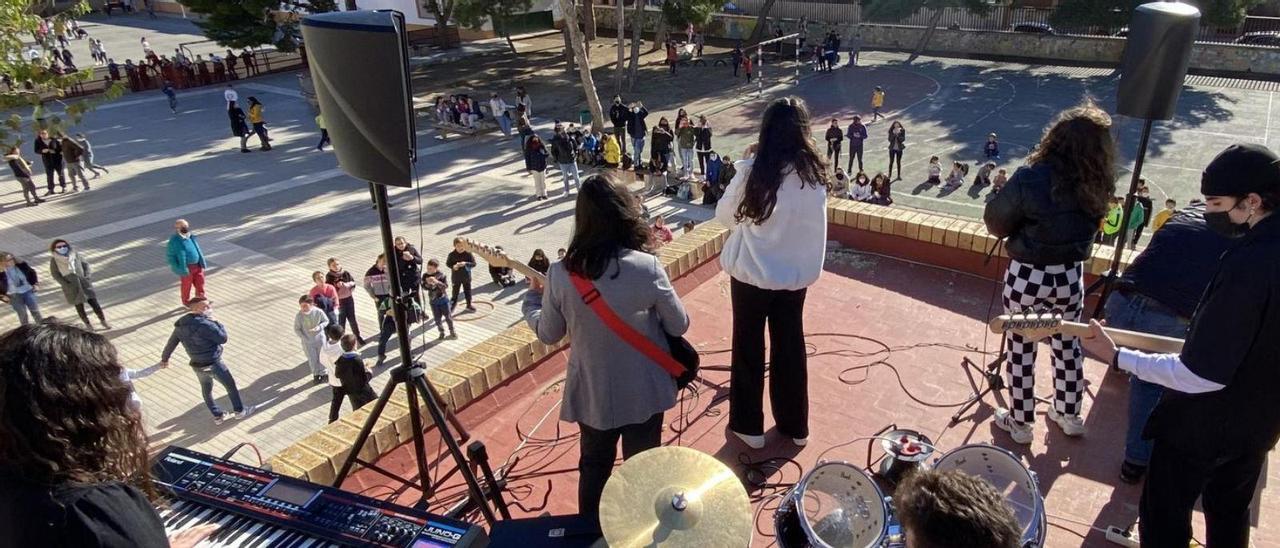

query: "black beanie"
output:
1200 144 1280 196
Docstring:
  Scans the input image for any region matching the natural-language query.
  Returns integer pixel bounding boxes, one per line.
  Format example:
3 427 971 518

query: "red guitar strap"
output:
568 272 685 379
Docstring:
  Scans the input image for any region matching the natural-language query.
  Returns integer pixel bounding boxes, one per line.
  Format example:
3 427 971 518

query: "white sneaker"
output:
235 405 256 420
731 430 766 450
1048 409 1087 437
792 437 808 447
994 408 1034 445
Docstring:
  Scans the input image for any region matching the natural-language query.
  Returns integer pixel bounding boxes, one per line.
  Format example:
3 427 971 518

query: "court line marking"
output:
1266 91 1274 145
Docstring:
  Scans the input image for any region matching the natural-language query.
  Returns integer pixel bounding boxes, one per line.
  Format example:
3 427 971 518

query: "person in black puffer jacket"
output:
608 96 629 157
982 101 1115 445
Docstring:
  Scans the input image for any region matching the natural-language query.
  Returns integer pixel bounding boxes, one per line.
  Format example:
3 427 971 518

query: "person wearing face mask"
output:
165 218 207 306
48 239 110 331
1080 143 1280 548
1131 179 1154 248
160 297 254 425
608 95 629 157
626 102 649 169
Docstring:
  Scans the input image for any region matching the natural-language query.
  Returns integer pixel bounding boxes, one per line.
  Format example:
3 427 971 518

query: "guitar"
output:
458 238 548 285
988 313 1184 354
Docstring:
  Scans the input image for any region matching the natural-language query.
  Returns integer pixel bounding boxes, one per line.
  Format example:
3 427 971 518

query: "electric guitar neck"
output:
459 238 548 285
989 314 1184 354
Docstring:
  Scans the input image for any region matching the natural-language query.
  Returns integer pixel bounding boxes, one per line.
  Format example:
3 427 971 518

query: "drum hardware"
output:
931 443 1046 548
876 429 934 489
598 446 752 548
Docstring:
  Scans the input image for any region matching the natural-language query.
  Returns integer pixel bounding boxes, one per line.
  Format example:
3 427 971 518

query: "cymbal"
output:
598 446 751 548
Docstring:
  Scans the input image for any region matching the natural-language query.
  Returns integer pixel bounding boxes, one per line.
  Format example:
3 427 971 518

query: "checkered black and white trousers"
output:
1002 259 1085 425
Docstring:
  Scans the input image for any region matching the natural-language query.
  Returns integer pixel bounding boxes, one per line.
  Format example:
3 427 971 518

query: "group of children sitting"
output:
921 133 1009 193
829 169 895 205
433 94 487 129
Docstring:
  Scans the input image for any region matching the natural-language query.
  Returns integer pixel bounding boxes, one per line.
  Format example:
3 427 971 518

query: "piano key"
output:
197 512 239 547
211 516 251 545
258 527 293 548
170 506 216 534
225 520 266 548
295 538 317 548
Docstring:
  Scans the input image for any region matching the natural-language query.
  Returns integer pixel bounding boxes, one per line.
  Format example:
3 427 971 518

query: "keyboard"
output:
153 446 488 547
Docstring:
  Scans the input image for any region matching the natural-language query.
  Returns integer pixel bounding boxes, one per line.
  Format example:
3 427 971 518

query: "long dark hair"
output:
563 173 652 280
0 322 154 500
735 97 828 224
1027 100 1116 217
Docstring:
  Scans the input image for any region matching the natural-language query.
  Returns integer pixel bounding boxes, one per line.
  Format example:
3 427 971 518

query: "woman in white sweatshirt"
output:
714 97 829 449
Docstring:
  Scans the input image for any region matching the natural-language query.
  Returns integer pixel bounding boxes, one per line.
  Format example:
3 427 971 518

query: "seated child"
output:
927 156 942 185
975 161 996 186
991 168 1008 195
488 245 517 287
944 161 966 189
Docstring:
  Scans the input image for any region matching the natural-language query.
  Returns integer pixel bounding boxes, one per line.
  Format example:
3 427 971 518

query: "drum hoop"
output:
934 444 1045 542
794 460 887 548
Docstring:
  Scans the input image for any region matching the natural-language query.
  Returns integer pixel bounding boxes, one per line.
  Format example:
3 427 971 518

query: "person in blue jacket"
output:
160 297 254 424
165 219 207 306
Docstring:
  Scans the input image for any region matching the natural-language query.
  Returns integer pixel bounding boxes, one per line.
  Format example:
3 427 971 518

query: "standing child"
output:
446 238 476 312
1101 196 1124 245
676 117 697 179
525 135 549 200
320 325 346 422
325 258 364 345
1151 198 1176 232
74 133 108 177
4 147 44 206
294 295 331 384
984 133 1000 160
743 55 753 84
333 334 377 419
423 259 457 339
162 80 177 113
315 112 330 151
308 271 340 326
825 118 843 169
926 156 942 186
871 86 885 121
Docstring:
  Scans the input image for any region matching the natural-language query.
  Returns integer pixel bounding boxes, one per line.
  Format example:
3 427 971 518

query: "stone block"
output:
437 356 489 399
471 341 520 380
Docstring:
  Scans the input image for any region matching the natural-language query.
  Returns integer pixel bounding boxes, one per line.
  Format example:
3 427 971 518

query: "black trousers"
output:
826 142 841 169
577 412 663 517
336 296 362 341
888 149 903 178
613 126 627 156
697 151 711 174
316 129 330 149
1140 438 1267 548
847 146 864 174
74 298 105 327
451 276 472 307
328 385 377 422
728 277 809 438
43 158 66 191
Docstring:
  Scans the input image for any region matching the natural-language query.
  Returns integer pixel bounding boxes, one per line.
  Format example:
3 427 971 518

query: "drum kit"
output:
597 431 1046 548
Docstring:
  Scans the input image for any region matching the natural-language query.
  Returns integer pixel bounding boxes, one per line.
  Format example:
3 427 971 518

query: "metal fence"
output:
49 46 305 101
727 1 1280 47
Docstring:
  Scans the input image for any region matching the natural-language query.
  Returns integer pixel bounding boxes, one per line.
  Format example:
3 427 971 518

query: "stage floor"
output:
344 247 1278 547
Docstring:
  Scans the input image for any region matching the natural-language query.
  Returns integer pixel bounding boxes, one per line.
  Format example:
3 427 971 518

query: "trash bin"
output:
579 109 591 126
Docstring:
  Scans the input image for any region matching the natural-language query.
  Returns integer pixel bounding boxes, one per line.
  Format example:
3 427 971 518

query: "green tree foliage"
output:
660 0 719 29
1 0 125 147
178 0 336 51
859 0 992 22
453 0 533 53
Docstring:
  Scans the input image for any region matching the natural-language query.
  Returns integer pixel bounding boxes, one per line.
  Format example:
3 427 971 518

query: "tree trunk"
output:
562 20 576 73
557 0 606 133
651 2 666 53
583 0 597 41
747 0 779 43
614 0 626 94
494 16 519 54
907 7 944 64
626 2 643 90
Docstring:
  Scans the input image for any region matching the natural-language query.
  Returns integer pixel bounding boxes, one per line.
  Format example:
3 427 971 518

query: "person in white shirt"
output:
489 92 512 136
714 96 828 450
224 84 238 107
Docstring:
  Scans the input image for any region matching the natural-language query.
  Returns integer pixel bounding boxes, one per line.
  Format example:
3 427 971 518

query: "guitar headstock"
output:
459 237 548 285
988 313 1066 342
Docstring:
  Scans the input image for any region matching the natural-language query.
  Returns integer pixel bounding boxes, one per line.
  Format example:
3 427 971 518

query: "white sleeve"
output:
1117 348 1226 394
714 165 747 228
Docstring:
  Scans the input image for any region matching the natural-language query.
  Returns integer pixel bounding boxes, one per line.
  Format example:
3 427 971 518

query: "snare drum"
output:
774 461 889 548
932 444 1046 547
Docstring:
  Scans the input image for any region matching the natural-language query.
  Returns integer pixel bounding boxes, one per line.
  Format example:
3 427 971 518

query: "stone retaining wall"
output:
590 7 1280 78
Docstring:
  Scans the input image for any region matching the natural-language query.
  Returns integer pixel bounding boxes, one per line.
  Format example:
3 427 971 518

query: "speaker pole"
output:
1090 118 1153 318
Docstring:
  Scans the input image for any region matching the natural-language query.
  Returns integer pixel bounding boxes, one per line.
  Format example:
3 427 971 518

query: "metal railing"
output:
726 1 1280 47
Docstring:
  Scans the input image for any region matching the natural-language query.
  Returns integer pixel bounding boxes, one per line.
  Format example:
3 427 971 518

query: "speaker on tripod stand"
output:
1088 1 1201 317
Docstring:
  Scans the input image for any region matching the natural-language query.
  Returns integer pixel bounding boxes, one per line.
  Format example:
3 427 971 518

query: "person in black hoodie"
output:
650 117 675 174
446 238 476 312
550 124 581 196
845 115 867 174
983 101 1115 445
694 116 713 176
609 95 629 157
423 259 457 339
627 102 649 168
332 334 376 420
392 236 423 306
33 129 66 195
824 118 843 170
228 101 250 153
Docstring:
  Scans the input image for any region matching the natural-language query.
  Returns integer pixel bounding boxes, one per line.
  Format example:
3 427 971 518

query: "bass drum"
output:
932 444 1046 547
774 461 888 548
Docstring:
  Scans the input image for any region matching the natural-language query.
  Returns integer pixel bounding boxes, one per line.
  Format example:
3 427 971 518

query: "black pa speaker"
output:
1116 2 1200 121
300 11 416 187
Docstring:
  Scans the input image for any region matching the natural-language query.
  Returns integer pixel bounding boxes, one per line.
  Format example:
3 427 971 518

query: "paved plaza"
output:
4 14 1280 467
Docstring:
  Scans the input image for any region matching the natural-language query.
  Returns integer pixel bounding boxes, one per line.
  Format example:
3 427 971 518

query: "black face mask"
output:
178 227 189 235
1205 199 1251 238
